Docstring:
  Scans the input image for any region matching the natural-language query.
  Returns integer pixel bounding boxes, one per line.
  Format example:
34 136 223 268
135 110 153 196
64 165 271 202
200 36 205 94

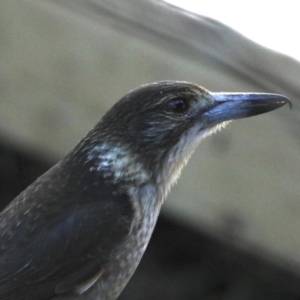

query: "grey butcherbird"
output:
0 81 290 300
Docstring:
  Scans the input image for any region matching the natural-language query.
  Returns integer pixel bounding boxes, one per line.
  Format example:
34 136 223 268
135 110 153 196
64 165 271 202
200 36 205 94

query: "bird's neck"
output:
82 142 167 214
69 130 206 208
85 142 151 185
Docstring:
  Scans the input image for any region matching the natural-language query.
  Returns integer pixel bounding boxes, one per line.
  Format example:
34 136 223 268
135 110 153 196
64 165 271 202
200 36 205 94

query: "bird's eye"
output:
167 98 189 114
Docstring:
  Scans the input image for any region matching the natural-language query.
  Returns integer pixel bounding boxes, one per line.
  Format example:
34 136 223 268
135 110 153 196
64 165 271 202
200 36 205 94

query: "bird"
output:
0 81 290 300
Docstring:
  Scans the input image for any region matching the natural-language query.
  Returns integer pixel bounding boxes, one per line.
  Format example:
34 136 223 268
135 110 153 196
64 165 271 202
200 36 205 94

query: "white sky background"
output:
165 0 300 62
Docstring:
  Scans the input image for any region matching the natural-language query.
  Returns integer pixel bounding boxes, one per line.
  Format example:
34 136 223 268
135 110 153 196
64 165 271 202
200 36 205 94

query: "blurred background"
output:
0 0 299 299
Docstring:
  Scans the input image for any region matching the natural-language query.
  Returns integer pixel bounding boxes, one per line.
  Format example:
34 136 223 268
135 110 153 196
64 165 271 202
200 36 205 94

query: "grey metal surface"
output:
0 0 299 274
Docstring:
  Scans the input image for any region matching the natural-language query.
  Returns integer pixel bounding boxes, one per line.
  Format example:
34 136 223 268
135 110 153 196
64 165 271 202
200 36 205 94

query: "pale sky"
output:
165 0 299 61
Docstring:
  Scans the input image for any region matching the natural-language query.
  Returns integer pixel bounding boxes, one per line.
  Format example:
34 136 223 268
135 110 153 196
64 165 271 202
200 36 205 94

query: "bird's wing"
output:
0 191 134 300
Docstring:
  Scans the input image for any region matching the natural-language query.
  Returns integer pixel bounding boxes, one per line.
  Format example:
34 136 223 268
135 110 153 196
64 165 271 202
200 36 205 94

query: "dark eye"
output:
167 98 189 114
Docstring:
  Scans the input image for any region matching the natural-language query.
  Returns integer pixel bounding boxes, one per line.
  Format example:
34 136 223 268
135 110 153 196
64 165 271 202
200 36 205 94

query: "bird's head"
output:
77 81 289 197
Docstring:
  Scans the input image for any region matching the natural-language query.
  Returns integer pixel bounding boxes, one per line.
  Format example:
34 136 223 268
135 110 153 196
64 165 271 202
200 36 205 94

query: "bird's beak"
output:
203 92 291 124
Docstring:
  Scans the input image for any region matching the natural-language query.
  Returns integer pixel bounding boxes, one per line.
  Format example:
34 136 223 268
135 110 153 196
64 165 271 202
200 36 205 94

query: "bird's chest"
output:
103 211 159 297
125 205 160 263
95 185 161 299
